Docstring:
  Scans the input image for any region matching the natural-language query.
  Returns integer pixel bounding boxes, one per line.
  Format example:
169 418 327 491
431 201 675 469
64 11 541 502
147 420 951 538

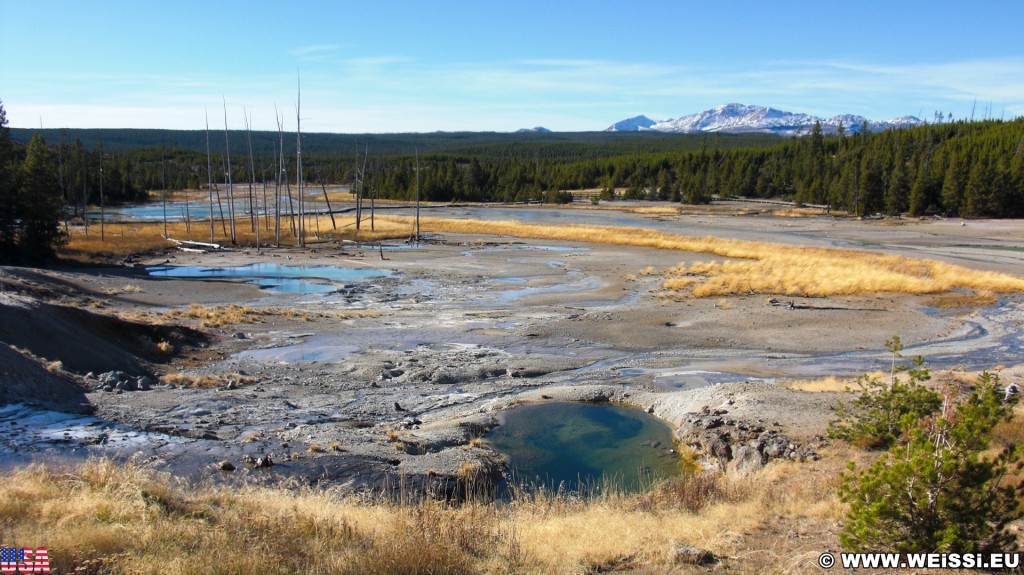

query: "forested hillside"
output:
369 119 1024 216
8 115 1024 227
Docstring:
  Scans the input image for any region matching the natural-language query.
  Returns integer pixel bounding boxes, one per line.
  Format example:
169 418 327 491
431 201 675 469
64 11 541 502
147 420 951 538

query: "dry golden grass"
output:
61 215 414 261
773 207 837 218
982 399 1024 487
241 432 265 443
932 367 985 388
373 215 1024 298
102 283 144 295
612 205 682 216
637 205 682 215
780 376 854 393
149 188 209 202
457 461 484 479
162 303 258 328
154 304 379 329
160 370 254 388
62 224 174 262
924 290 999 308
992 404 1024 452
0 454 857 575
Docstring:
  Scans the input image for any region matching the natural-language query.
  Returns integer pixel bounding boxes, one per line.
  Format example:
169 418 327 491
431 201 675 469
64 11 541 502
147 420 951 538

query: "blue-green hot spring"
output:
485 401 682 495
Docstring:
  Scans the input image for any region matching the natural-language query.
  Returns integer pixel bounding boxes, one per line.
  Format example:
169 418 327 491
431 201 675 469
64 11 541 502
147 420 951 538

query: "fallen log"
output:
165 237 224 250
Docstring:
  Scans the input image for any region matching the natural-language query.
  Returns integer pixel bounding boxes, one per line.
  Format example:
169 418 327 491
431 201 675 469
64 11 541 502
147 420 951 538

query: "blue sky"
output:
2 0 1023 132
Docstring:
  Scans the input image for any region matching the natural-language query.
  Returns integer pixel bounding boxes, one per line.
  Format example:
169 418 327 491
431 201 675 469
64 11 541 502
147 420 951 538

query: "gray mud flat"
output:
3 206 1024 494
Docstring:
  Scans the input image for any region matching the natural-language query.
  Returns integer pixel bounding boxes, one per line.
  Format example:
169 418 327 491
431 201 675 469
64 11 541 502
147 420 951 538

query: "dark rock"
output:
701 417 723 430
730 444 766 475
400 418 423 429
708 436 732 461
680 412 816 473
218 460 236 472
101 371 123 384
507 367 549 378
759 433 789 458
183 428 219 440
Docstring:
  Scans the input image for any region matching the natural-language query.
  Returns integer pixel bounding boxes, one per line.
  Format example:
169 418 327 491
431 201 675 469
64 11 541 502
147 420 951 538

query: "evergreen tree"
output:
655 168 672 201
840 373 1022 553
940 155 968 216
829 338 942 450
884 160 909 215
907 161 934 216
0 100 18 259
963 157 992 217
858 155 884 215
18 135 66 260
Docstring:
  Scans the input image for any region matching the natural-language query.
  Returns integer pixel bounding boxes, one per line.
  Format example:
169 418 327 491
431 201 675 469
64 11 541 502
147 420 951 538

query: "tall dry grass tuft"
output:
160 370 254 388
990 401 1024 453
0 456 859 575
379 215 1024 298
157 304 379 329
1 459 521 575
781 376 853 393
631 471 746 513
163 303 258 328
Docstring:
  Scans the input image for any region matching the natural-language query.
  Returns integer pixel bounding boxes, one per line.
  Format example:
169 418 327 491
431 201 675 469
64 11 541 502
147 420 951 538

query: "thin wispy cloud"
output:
824 58 1024 102
342 55 414 67
5 1 1022 131
6 53 1023 131
288 44 341 57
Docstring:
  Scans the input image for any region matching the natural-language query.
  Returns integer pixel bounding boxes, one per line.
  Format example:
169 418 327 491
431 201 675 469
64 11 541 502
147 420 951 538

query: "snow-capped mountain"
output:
606 115 657 132
607 104 923 135
516 126 552 133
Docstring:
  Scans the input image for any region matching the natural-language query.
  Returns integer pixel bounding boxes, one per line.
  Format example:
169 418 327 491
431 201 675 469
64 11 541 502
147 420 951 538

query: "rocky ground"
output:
2 204 1023 494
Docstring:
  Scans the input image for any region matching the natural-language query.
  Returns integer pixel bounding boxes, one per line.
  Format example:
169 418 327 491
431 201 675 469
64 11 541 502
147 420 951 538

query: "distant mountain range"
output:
605 103 924 136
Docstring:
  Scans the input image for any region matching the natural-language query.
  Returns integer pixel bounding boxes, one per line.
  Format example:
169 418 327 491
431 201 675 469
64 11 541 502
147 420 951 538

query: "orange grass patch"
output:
61 215 413 261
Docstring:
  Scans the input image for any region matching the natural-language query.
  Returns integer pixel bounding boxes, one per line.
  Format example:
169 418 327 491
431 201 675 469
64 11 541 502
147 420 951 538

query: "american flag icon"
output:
0 547 49 574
